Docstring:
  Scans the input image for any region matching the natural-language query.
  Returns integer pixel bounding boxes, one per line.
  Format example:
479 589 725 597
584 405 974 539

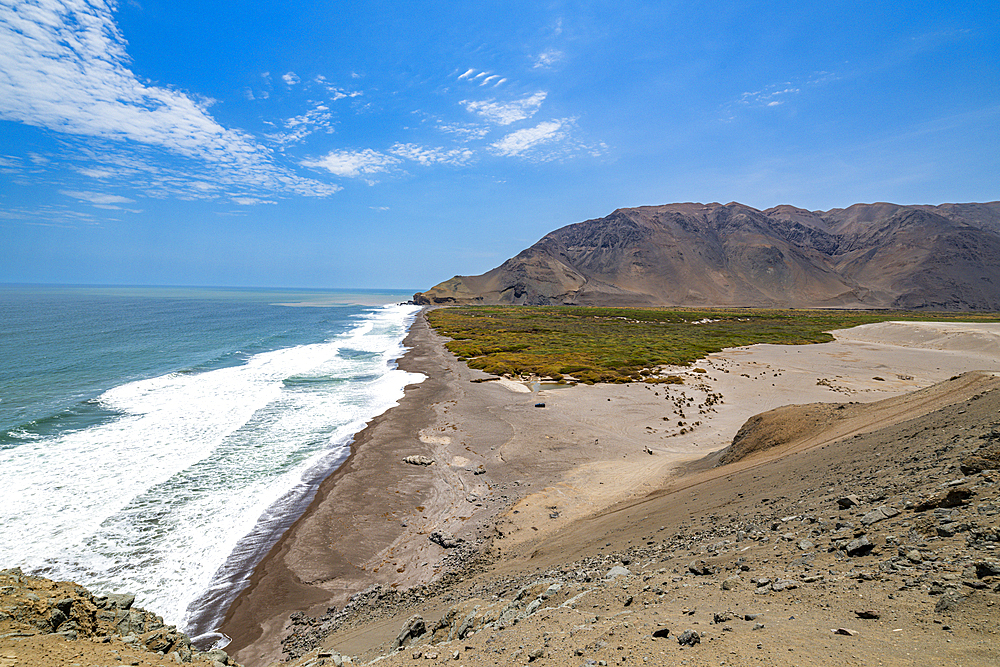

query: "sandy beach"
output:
222 315 1000 667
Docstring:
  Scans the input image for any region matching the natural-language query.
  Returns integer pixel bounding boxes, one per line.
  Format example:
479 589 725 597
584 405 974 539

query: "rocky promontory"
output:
0 569 240 667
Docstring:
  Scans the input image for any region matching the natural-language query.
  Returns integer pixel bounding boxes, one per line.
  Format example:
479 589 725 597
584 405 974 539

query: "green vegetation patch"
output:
426 306 1000 384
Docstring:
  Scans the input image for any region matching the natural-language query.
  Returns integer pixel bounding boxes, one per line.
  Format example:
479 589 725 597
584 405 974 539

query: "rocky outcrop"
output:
414 201 1000 310
0 568 239 666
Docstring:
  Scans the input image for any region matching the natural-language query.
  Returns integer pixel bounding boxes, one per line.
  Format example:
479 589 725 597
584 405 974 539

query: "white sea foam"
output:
0 304 423 630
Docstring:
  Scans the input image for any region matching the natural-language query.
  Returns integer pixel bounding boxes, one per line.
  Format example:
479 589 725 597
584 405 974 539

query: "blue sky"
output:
1 1 997 290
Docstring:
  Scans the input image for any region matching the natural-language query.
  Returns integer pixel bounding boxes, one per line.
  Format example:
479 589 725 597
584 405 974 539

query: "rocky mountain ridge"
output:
414 201 1000 309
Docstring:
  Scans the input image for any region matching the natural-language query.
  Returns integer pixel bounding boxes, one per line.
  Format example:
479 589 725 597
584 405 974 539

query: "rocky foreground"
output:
276 373 1000 666
0 569 240 667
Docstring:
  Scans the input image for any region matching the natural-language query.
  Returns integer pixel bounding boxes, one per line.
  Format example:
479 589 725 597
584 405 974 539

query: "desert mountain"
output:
414 201 1000 309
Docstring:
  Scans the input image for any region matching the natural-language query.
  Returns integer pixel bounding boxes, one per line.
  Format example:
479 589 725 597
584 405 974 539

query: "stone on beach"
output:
403 455 435 466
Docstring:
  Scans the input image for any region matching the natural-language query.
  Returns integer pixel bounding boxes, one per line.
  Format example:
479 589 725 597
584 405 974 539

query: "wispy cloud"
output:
0 0 338 198
533 49 565 69
462 92 547 125
267 104 334 145
389 143 474 166
737 83 801 107
60 190 135 205
724 71 839 119
231 196 277 206
0 155 23 174
301 149 400 178
435 122 490 142
282 71 300 86
490 119 568 157
302 142 477 178
0 205 101 227
313 75 363 101
457 68 507 88
75 166 117 179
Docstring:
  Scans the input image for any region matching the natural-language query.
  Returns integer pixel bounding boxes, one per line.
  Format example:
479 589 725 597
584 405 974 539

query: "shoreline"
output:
222 315 1000 666
219 311 450 664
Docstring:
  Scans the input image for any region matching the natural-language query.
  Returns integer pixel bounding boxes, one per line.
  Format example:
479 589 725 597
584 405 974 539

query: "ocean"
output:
0 285 423 645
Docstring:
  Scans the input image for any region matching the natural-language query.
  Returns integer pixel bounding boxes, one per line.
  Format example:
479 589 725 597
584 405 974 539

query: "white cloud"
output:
300 149 399 177
0 1 338 198
60 189 135 205
0 204 100 227
266 104 334 145
389 143 473 166
282 71 300 85
76 166 117 178
490 119 567 157
314 75 362 100
436 122 490 141
231 196 276 206
738 84 800 107
462 92 547 125
457 68 506 87
533 49 565 69
724 72 838 119
0 155 22 173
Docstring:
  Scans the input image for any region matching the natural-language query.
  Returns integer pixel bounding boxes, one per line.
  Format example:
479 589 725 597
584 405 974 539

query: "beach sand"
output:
222 316 1000 667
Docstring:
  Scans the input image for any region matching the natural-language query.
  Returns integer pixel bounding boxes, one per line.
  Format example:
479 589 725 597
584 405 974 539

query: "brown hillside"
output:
414 201 1000 310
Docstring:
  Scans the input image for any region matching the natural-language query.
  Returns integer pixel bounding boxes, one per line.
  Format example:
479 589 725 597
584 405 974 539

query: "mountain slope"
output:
414 201 1000 309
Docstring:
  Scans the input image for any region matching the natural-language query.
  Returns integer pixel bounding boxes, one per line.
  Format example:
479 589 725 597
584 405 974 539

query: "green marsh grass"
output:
426 306 1000 384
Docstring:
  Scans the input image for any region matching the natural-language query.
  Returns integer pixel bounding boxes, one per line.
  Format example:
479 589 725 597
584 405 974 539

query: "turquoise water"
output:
0 285 423 643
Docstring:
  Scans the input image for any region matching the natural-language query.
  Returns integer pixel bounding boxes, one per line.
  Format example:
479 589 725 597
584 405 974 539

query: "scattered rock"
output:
677 629 701 646
914 488 973 511
854 610 880 619
934 592 966 614
975 561 1000 578
833 628 858 636
429 532 463 548
393 615 426 649
403 455 435 466
688 560 714 576
845 535 875 557
860 506 899 526
837 495 862 509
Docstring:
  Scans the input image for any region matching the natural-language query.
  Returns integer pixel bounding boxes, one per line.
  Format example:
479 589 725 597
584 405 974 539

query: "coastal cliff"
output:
414 201 1000 309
